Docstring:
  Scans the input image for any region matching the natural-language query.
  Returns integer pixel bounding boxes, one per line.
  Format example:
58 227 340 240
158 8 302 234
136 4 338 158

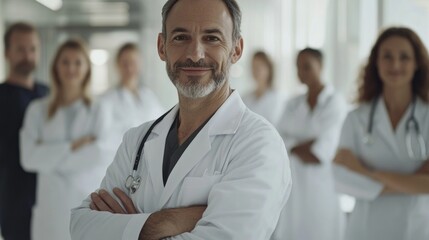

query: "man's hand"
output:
90 188 206 239
71 135 96 151
90 188 138 214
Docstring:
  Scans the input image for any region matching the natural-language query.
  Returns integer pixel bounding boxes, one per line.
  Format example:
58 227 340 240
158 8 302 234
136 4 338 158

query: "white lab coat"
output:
273 85 347 240
334 97 429 240
20 98 115 240
101 85 164 141
242 89 284 126
70 91 292 240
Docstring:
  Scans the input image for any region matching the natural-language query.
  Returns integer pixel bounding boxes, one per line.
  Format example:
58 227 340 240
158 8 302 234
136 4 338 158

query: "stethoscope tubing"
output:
365 96 426 160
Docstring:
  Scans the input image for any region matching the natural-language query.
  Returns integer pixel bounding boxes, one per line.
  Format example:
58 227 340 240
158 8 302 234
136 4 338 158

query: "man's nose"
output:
186 39 205 63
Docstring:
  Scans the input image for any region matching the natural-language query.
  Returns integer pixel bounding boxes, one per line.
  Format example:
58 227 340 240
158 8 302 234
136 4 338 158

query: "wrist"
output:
140 209 178 240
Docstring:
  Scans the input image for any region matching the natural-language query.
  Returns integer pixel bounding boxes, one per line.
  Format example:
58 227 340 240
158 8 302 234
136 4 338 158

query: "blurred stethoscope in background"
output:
362 96 427 160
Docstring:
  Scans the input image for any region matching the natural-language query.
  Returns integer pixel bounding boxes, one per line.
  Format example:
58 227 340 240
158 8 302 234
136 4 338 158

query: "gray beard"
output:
166 57 231 99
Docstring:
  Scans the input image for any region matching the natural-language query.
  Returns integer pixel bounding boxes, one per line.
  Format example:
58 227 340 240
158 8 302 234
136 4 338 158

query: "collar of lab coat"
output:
151 90 245 137
316 84 335 107
117 85 139 101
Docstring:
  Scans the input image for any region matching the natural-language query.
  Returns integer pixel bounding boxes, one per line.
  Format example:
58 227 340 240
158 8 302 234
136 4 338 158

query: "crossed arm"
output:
90 188 206 240
290 140 320 164
334 149 429 195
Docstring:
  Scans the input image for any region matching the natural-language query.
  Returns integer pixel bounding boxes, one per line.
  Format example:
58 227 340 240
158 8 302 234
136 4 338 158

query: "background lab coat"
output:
334 97 429 240
71 91 292 240
242 89 284 126
20 98 115 240
273 85 347 240
101 85 164 143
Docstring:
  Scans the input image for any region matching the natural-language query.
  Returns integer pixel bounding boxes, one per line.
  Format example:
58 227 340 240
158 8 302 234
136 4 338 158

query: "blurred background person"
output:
101 42 164 144
19 39 113 240
242 51 284 126
0 22 48 240
273 48 347 240
333 27 429 240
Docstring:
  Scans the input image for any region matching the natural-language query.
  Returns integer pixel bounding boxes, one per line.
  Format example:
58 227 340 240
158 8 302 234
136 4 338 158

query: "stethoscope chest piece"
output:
125 175 141 194
362 134 372 145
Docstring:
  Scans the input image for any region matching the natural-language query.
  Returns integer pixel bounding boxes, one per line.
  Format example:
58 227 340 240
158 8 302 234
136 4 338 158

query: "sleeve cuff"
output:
122 213 151 240
333 165 384 200
310 141 332 164
283 138 298 151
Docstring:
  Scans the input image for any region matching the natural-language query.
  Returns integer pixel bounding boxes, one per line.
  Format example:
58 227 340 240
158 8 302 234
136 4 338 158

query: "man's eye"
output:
173 35 188 41
206 36 220 42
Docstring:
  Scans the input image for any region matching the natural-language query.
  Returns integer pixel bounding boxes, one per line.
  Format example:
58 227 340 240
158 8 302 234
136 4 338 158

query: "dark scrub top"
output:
162 113 212 185
0 81 48 239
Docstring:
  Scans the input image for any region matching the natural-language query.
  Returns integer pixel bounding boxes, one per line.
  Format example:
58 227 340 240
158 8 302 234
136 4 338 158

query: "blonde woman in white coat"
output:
273 48 347 240
20 39 113 240
242 51 283 125
333 27 429 240
102 43 164 143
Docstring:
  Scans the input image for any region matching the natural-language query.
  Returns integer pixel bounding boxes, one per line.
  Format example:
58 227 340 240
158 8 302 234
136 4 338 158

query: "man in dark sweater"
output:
0 22 48 240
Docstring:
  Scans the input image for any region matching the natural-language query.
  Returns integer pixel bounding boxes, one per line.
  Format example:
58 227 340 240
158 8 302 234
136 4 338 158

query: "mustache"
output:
174 59 217 69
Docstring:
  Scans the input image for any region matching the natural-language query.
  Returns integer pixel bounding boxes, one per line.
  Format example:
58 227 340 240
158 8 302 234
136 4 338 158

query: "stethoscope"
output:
362 96 427 160
125 109 173 194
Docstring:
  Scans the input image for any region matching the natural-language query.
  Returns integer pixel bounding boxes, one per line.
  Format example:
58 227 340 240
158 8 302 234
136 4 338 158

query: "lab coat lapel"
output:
44 110 67 140
158 126 212 208
377 99 404 156
71 101 90 138
158 91 245 208
144 106 179 196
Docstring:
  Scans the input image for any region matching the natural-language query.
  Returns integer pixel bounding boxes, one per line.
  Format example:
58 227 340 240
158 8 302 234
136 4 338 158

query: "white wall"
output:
382 0 429 46
140 0 178 109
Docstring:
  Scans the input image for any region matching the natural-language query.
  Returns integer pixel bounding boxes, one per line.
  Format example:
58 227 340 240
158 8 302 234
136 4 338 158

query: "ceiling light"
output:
90 49 109 66
89 14 130 27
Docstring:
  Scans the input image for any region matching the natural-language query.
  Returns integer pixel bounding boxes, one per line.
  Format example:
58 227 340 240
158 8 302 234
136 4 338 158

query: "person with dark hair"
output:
0 22 48 240
333 27 429 240
242 51 283 125
101 42 164 143
71 0 291 239
274 47 347 240
20 39 113 240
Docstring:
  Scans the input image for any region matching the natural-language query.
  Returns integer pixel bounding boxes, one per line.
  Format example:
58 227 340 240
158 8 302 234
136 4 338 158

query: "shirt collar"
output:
152 90 246 136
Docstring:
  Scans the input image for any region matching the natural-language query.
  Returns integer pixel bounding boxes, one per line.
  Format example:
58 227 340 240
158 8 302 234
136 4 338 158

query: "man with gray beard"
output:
71 0 291 239
0 22 48 240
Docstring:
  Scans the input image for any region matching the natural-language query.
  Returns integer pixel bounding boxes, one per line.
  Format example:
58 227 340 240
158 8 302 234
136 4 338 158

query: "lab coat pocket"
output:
178 175 223 206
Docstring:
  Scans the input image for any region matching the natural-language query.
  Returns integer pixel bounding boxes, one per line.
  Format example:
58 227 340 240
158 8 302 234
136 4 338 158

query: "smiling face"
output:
376 36 417 89
157 0 243 99
56 48 90 92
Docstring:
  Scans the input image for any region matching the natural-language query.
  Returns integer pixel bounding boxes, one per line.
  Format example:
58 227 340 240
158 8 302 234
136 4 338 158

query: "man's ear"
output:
157 33 166 61
230 37 244 64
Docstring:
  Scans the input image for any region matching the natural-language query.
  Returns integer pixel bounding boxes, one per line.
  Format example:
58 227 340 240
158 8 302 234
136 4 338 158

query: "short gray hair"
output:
161 0 242 41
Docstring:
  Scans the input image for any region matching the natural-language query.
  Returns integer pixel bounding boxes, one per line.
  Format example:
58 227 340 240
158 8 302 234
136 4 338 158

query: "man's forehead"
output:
165 0 233 33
